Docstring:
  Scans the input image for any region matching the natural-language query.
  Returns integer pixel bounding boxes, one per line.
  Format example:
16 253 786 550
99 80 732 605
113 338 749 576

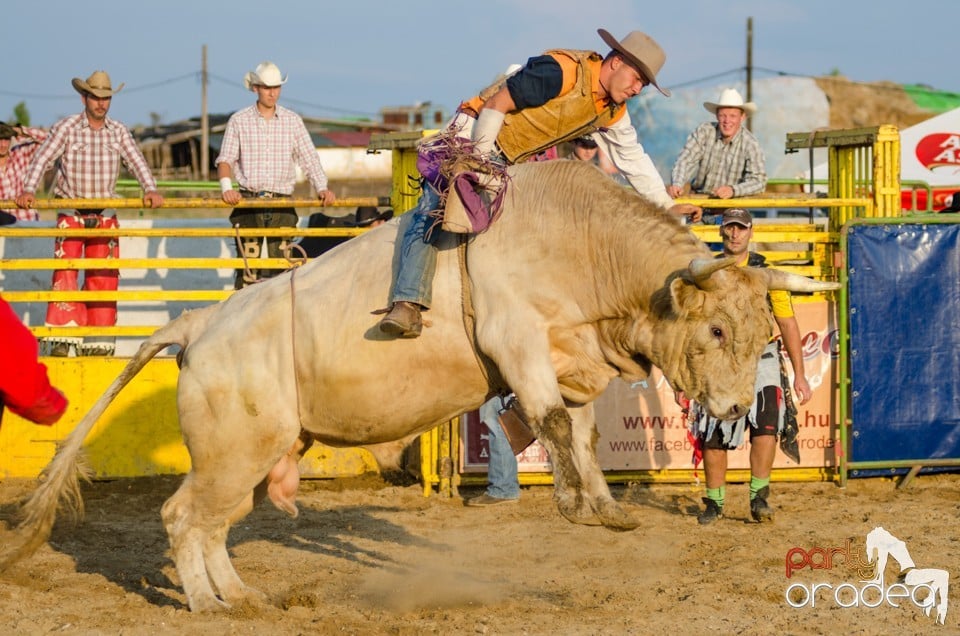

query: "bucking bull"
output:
0 160 839 611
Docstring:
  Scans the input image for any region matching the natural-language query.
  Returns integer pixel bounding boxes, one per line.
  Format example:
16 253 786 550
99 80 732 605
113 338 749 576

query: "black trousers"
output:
229 207 298 289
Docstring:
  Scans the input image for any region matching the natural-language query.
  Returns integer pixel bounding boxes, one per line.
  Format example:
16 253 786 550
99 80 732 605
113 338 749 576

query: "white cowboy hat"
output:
597 28 670 97
703 88 757 115
243 61 288 91
71 71 124 98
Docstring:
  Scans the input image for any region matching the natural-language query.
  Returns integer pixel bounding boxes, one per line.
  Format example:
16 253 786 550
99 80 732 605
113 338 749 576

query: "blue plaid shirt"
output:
671 122 766 196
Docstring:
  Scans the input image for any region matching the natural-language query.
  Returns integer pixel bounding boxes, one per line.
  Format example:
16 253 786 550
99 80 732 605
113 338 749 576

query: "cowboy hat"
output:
355 206 394 227
243 61 288 90
942 191 960 213
704 88 757 115
71 71 124 98
597 29 670 97
0 121 18 140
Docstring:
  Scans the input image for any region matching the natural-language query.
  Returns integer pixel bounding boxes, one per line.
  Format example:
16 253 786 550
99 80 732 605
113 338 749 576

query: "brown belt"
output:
239 189 288 198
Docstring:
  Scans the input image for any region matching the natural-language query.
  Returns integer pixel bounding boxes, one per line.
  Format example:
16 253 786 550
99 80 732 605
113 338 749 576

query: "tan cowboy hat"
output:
704 88 757 115
243 61 288 90
71 71 124 98
597 29 670 97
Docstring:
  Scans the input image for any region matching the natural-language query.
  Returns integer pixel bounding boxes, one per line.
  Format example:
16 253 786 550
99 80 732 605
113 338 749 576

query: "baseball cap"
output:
721 208 752 227
572 135 598 149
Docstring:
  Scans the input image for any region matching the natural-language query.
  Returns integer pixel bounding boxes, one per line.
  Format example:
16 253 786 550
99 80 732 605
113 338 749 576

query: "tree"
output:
11 102 29 127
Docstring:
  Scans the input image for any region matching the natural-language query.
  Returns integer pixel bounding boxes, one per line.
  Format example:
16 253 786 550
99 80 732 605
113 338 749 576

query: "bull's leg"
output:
529 405 594 525
162 469 279 611
201 519 268 606
477 324 591 525
161 476 227 612
567 402 640 530
164 378 301 611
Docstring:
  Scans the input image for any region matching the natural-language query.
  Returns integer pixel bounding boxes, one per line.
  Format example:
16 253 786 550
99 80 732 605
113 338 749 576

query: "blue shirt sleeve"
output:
505 55 564 110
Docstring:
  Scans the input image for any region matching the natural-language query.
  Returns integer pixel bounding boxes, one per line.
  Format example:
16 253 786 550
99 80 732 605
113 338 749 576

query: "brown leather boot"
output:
378 301 422 338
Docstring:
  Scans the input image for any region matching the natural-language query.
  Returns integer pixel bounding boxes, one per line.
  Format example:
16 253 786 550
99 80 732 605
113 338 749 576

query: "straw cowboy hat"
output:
243 61 288 90
71 71 124 98
597 28 670 97
703 88 757 115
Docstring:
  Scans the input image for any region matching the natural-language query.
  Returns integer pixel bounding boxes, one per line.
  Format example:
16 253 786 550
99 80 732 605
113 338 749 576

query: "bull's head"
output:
650 257 840 420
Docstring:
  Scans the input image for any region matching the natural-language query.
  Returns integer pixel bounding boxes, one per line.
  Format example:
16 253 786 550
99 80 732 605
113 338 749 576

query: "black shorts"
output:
702 384 780 450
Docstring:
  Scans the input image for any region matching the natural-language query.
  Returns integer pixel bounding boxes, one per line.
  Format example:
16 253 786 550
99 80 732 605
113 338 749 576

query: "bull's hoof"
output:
595 500 642 531
559 508 603 526
220 584 270 608
188 594 231 613
556 495 602 526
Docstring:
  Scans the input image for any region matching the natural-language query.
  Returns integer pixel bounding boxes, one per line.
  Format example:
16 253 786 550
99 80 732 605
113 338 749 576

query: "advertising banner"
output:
462 301 837 474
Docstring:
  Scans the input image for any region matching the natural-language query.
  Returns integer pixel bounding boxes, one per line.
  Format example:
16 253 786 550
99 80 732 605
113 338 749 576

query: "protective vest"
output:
475 49 623 164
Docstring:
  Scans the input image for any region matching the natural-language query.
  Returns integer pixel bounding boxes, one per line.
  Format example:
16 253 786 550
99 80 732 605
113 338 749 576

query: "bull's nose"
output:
722 403 749 421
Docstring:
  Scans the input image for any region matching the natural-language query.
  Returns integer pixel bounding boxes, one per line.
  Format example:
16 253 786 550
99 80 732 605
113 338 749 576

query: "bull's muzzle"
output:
721 403 750 421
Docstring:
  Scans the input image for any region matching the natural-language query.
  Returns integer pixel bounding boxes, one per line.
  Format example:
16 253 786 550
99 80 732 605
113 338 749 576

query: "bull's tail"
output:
0 306 214 571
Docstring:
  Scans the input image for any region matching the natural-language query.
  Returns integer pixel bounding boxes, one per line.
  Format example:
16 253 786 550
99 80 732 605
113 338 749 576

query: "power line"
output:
0 73 198 101
668 68 745 90
0 71 381 119
669 65 960 98
206 73 378 118
122 73 198 94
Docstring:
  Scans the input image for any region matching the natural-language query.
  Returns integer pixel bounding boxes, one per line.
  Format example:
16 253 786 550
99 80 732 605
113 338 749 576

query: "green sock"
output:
705 486 725 508
750 476 770 500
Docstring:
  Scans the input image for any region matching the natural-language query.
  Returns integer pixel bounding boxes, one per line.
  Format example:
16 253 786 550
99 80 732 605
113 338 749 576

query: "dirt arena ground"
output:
0 472 957 635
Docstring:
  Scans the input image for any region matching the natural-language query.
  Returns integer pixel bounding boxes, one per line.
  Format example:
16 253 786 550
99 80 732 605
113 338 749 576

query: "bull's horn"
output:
688 256 737 288
764 268 842 293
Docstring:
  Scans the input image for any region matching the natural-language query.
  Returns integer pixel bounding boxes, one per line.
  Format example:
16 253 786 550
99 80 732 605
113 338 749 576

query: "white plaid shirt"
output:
670 122 767 197
0 127 47 219
22 113 157 199
215 104 328 195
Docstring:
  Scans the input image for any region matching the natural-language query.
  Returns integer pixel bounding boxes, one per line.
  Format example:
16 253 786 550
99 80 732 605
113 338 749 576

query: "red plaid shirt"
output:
215 104 328 195
22 113 157 200
0 127 47 220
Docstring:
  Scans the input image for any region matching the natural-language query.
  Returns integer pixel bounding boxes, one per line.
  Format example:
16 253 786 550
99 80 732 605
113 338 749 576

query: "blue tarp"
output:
848 222 960 465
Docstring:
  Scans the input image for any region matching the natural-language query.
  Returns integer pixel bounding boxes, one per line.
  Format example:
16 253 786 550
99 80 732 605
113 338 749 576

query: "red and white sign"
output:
807 107 960 210
914 133 960 173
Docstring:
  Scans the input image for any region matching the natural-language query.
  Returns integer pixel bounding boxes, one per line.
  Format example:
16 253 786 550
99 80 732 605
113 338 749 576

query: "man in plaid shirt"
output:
216 61 336 289
667 88 766 208
0 122 48 221
16 70 163 357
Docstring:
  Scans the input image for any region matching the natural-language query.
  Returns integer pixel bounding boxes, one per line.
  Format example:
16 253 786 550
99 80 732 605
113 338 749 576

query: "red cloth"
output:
46 212 119 327
0 295 67 425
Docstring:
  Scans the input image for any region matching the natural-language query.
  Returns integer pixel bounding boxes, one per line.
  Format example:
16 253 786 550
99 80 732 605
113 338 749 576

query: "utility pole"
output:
746 17 754 132
201 45 209 181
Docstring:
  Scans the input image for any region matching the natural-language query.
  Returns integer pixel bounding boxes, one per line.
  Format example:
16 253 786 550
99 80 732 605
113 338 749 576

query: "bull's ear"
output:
669 277 704 315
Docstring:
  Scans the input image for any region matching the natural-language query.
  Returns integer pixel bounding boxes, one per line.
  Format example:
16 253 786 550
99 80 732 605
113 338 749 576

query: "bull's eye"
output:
711 326 723 340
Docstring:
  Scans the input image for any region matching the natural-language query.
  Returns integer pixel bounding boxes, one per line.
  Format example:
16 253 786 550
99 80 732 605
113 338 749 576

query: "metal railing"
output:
0 196 387 339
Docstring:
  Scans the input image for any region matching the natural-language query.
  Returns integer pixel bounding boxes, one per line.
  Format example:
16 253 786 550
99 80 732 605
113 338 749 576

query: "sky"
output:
7 0 959 129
